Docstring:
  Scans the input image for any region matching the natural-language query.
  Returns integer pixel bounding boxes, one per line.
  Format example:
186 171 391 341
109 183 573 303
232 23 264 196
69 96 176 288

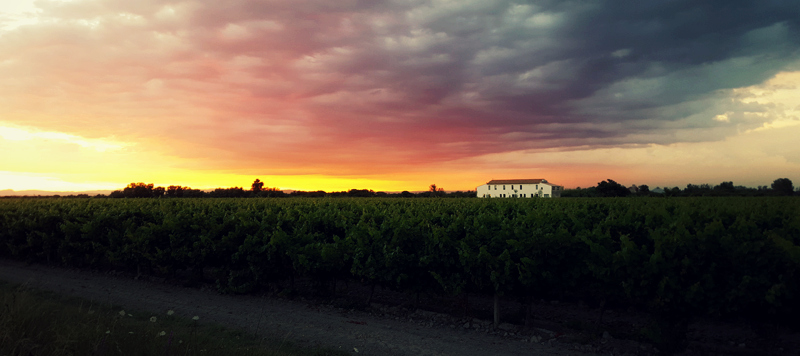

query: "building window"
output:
503 185 506 190
544 194 549 198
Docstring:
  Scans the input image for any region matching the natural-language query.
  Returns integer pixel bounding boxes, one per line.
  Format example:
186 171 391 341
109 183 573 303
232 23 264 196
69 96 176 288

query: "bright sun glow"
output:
0 125 127 152
737 71 800 132
0 0 40 31
1 1 799 194
0 171 121 192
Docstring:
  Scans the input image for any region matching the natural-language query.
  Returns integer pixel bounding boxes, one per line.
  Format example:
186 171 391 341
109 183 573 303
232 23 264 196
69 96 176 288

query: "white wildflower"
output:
167 310 175 316
119 310 126 316
192 316 200 321
159 331 166 336
105 330 111 334
150 316 157 323
354 347 359 353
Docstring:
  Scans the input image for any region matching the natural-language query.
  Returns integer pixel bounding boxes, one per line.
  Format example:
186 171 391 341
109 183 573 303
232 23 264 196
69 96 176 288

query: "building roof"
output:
486 179 561 186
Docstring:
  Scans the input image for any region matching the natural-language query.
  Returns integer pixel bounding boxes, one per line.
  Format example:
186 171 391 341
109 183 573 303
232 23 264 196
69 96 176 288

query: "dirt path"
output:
0 259 591 356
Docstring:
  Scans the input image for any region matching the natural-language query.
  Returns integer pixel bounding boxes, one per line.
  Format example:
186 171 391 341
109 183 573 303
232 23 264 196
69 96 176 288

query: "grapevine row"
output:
1 197 798 346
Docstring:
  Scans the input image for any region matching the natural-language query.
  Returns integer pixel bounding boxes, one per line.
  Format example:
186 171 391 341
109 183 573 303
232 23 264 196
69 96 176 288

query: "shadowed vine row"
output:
2 197 798 352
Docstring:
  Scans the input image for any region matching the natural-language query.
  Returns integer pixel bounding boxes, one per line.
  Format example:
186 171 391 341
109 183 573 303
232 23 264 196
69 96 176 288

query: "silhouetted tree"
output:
165 185 200 198
772 178 794 196
682 184 713 196
714 181 735 195
429 184 444 197
166 185 183 197
347 189 375 197
251 178 264 192
123 183 155 198
596 179 630 197
660 187 679 197
152 186 166 197
208 187 247 198
257 187 284 197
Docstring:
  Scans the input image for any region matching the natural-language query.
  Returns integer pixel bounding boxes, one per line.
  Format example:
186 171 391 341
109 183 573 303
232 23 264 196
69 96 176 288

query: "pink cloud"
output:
1 0 798 181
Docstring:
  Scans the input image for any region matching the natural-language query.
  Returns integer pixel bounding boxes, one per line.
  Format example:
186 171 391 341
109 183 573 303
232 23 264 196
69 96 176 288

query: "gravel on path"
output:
0 259 592 356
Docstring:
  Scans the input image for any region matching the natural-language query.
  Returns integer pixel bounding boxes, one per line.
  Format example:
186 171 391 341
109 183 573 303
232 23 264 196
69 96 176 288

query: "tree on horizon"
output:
251 178 264 192
772 178 794 196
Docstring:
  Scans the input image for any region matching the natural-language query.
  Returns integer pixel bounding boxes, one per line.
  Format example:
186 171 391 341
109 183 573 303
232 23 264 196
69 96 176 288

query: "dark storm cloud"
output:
240 0 800 152
4 0 799 172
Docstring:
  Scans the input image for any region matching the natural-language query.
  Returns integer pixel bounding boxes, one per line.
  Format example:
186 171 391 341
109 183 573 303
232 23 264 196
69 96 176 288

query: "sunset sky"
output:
2 0 799 193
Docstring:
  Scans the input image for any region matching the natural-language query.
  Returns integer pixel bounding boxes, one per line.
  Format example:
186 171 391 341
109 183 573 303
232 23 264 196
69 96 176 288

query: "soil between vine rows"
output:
0 259 796 356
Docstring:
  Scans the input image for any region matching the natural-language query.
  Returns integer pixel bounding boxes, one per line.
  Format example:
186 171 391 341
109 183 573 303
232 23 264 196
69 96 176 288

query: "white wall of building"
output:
476 182 562 198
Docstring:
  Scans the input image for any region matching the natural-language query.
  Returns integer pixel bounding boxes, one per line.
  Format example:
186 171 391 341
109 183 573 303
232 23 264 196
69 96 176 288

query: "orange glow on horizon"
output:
1 0 799 194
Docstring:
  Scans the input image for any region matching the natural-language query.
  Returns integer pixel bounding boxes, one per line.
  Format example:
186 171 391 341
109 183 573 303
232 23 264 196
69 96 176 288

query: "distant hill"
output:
0 189 113 197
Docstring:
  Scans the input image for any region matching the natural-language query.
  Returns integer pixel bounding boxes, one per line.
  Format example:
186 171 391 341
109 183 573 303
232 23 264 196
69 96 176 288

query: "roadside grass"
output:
0 281 348 356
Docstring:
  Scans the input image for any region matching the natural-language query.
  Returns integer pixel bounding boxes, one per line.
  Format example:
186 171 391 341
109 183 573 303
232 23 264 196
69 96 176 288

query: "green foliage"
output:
2 196 799 348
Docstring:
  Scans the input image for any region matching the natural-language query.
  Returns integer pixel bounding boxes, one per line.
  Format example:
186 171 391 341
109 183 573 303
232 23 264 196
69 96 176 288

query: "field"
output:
2 197 798 351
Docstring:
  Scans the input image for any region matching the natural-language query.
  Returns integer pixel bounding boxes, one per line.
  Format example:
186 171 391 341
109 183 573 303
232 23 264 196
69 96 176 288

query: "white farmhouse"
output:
476 179 563 198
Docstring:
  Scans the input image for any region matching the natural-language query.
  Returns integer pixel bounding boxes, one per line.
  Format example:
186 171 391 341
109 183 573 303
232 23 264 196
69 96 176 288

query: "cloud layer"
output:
1 0 799 184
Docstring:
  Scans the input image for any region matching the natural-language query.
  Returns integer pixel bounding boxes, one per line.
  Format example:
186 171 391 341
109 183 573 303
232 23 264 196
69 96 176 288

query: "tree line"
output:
8 178 794 199
562 178 796 197
104 179 476 199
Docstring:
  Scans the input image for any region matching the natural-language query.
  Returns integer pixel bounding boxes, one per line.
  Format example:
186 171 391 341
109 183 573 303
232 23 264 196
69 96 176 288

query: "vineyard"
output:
2 197 799 350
